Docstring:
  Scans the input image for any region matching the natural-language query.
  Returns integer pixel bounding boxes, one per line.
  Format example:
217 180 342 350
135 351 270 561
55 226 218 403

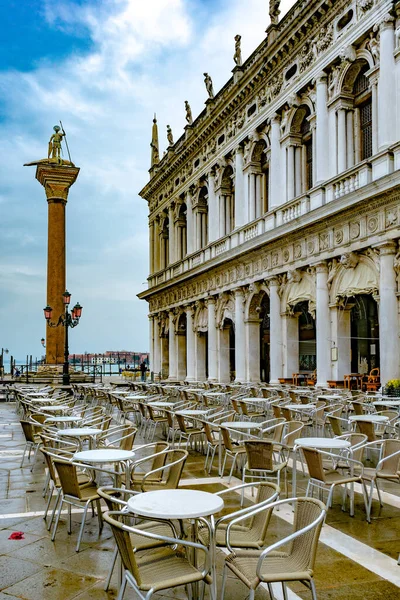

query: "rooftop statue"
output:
167 125 174 146
185 101 193 125
233 34 242 67
203 73 214 99
48 125 65 160
269 0 280 25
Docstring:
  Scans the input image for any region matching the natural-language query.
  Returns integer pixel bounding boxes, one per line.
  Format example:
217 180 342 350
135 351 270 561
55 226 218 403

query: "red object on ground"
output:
8 531 24 540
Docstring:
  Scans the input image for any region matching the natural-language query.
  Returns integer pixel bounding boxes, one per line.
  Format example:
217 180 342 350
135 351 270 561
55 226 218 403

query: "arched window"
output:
175 203 187 260
196 186 208 249
160 216 169 269
248 140 269 220
219 166 235 236
288 105 313 198
300 117 313 192
353 66 372 161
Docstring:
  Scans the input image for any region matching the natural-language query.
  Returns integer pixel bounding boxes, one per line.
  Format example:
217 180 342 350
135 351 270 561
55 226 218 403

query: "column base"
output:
315 381 329 388
269 379 281 385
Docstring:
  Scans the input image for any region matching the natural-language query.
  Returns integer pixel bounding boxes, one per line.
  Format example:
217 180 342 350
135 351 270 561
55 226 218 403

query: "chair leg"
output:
51 496 64 541
228 455 237 483
282 582 289 600
48 488 62 531
375 480 383 507
310 579 318 600
267 583 275 600
116 573 128 600
43 482 54 522
76 502 90 552
249 589 255 600
104 546 118 591
96 499 103 531
220 565 228 600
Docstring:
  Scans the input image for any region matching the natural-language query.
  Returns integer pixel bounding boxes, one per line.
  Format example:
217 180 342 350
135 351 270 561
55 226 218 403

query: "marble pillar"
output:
153 316 161 378
218 326 231 383
378 242 400 383
378 17 396 149
207 172 218 243
337 109 347 173
207 297 218 381
195 333 207 381
246 319 261 382
186 192 194 254
234 147 245 228
234 288 246 382
268 278 282 383
315 262 331 386
282 313 299 379
185 306 195 381
330 305 351 381
287 145 295 200
270 114 281 209
316 72 329 183
168 312 177 380
168 205 175 264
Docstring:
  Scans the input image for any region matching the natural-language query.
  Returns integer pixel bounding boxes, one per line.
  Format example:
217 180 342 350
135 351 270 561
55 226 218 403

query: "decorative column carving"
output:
270 114 281 209
234 287 246 382
206 296 218 381
185 305 196 382
315 262 331 386
378 242 400 383
234 147 245 228
268 277 282 383
316 72 329 183
378 15 396 149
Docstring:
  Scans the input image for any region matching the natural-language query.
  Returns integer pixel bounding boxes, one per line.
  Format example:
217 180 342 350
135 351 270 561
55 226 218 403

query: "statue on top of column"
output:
269 0 281 25
233 34 242 67
203 73 214 99
48 125 65 160
185 101 193 125
167 125 174 146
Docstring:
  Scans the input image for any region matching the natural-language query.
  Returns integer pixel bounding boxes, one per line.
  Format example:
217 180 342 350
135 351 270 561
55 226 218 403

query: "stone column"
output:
153 316 161 378
378 16 396 150
315 262 331 386
316 72 329 183
246 319 261 382
346 111 354 169
149 220 154 274
294 146 302 196
207 172 218 243
168 312 177 380
248 173 256 221
168 205 175 264
154 219 160 271
218 327 231 383
149 315 154 375
287 144 295 200
207 297 218 381
234 146 245 228
176 329 187 381
282 313 299 379
337 108 347 173
268 277 282 383
330 305 351 381
370 76 379 155
186 192 194 254
234 288 246 382
35 163 79 365
378 242 400 383
255 174 262 217
185 305 196 382
270 114 281 209
195 332 207 381
328 106 338 177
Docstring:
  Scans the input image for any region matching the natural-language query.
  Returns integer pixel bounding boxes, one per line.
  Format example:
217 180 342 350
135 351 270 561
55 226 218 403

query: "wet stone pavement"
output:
0 401 399 599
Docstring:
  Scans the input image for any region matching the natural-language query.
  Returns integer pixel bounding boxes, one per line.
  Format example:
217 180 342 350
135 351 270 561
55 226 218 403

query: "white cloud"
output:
0 0 296 359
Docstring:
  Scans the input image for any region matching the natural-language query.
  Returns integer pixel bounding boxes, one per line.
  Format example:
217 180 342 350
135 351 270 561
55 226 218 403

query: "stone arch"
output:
216 293 235 329
280 270 316 316
193 303 208 332
329 253 379 303
339 57 371 95
250 140 267 163
289 104 312 134
244 283 269 320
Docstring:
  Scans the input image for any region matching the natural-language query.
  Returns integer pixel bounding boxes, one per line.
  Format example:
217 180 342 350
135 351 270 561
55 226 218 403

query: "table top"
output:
349 414 389 422
74 449 135 462
373 400 400 407
148 401 174 408
295 437 351 449
238 398 267 403
24 392 51 397
124 395 148 400
58 428 102 436
285 403 316 411
184 389 204 393
204 392 225 397
45 416 80 423
39 405 70 412
220 421 261 429
28 398 55 403
127 489 224 520
177 409 209 416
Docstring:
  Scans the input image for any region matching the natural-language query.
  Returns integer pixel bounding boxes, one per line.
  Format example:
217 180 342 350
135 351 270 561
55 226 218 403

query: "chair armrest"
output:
140 454 185 491
376 448 400 472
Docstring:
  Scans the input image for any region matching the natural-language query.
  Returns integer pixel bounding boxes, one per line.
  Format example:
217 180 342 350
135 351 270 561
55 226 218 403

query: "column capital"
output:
271 113 281 125
315 71 328 85
205 294 216 306
374 240 398 256
379 13 395 32
184 303 195 316
235 145 244 156
312 260 329 274
232 286 246 297
36 164 80 203
265 276 280 287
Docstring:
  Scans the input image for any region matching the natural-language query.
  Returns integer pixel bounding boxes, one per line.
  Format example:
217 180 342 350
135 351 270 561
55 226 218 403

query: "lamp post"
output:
43 290 83 386
0 348 9 378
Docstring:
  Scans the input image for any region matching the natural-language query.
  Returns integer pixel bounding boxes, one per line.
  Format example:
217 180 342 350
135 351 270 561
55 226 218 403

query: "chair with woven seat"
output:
103 510 214 600
51 458 103 551
197 482 279 550
97 486 180 591
301 446 369 517
220 426 247 482
175 413 204 450
200 420 221 474
131 449 188 492
242 440 289 497
126 441 169 487
221 496 326 600
239 400 265 422
20 420 42 471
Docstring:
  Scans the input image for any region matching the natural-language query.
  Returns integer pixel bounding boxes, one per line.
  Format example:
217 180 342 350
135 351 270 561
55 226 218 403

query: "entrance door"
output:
350 294 379 374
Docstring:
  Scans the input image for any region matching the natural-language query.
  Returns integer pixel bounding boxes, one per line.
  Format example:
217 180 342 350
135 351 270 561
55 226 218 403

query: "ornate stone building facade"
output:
139 0 400 387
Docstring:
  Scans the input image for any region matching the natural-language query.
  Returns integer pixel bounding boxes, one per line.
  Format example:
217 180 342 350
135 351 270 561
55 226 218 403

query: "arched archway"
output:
259 294 271 382
176 312 187 381
247 140 269 219
175 203 187 260
219 166 235 236
289 104 313 195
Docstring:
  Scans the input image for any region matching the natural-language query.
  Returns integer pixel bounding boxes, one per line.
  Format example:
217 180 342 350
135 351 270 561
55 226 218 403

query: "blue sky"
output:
0 0 295 361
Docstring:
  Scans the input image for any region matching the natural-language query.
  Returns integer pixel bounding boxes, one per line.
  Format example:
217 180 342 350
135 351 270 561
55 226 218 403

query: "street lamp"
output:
43 290 83 386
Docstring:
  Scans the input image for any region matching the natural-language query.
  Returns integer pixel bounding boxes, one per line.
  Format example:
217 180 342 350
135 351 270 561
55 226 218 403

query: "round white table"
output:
373 399 400 407
39 405 70 413
58 428 102 448
285 404 316 411
238 398 267 404
124 395 148 400
292 436 351 498
220 421 261 429
177 409 209 416
348 415 389 423
45 415 81 427
127 488 223 520
74 448 135 485
148 401 175 408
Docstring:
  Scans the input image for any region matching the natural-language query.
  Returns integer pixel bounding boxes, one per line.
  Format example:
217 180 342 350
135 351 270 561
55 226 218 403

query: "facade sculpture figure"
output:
203 73 214 99
269 0 281 25
167 125 174 146
233 34 242 67
48 125 65 160
368 30 380 63
185 101 193 125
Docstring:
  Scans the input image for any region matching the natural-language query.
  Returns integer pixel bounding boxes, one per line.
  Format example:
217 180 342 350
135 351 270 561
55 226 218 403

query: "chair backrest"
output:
281 407 292 422
103 512 142 586
352 402 365 416
230 398 241 415
119 426 137 451
377 410 398 422
20 420 36 443
248 482 280 542
289 497 326 573
141 449 188 491
356 420 376 442
97 486 133 511
220 426 235 451
201 421 215 444
328 415 344 436
244 440 274 471
301 447 327 482
40 447 58 484
272 404 282 419
238 401 249 416
53 458 83 498
380 439 400 475
283 421 304 447
176 413 188 434
368 368 380 381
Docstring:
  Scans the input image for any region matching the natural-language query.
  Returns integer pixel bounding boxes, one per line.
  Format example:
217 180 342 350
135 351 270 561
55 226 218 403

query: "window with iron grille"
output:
360 100 372 160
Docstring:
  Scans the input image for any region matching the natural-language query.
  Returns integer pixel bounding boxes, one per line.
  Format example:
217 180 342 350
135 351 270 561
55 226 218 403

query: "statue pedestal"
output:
266 23 279 45
184 124 193 139
205 98 215 115
232 65 244 84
